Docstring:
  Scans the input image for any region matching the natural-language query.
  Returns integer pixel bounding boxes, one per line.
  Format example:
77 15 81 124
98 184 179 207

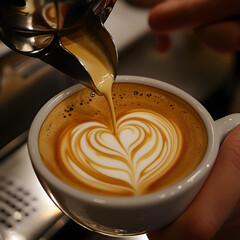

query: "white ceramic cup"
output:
28 75 240 236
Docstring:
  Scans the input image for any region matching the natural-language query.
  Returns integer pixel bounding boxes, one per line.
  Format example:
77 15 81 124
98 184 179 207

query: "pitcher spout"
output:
40 11 117 94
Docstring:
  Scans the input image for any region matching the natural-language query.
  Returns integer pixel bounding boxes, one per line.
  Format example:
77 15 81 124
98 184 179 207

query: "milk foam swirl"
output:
58 110 183 196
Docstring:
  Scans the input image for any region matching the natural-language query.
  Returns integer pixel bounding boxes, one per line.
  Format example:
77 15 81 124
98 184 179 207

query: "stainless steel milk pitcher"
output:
0 0 117 93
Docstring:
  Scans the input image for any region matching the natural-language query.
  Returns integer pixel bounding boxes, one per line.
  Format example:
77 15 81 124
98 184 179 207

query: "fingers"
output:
149 0 240 33
194 18 240 52
149 0 240 52
148 125 240 240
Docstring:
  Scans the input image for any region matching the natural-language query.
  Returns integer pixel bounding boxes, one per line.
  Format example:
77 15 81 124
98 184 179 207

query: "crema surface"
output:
39 83 208 196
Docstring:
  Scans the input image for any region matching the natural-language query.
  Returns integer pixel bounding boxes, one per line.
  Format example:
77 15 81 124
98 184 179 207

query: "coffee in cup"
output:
39 82 208 197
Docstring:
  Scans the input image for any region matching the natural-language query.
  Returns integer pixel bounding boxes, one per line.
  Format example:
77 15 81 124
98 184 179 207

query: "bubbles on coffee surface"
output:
90 92 95 97
57 110 183 196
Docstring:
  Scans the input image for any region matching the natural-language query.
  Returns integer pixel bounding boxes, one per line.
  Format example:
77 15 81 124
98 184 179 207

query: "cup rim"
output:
28 75 218 208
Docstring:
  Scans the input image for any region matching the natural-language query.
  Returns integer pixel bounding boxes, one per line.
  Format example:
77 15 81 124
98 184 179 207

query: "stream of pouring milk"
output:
61 31 117 134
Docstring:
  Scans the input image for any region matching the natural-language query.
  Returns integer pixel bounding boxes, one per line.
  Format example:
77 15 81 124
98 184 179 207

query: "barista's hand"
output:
148 125 240 240
148 0 240 52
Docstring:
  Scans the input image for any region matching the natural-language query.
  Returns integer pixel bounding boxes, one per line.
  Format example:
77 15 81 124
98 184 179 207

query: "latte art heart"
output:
58 110 183 196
